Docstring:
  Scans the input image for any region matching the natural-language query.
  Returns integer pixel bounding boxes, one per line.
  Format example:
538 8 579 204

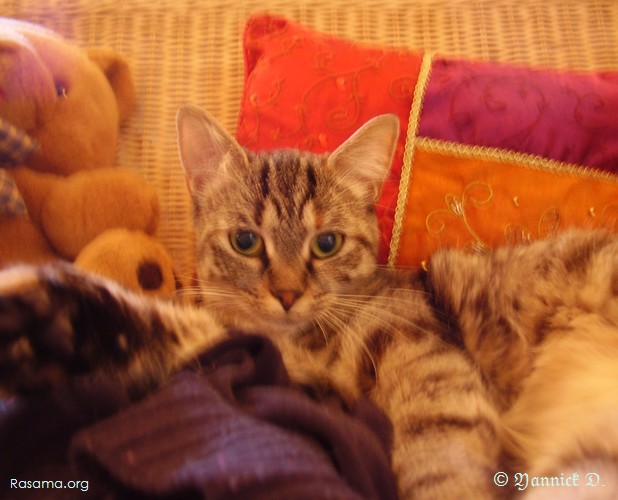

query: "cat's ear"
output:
176 105 248 194
327 114 400 202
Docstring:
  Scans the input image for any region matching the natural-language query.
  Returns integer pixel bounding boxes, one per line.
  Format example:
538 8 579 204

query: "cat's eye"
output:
311 232 344 259
230 230 263 257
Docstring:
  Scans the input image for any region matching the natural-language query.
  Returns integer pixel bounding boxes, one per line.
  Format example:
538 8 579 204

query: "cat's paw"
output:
0 264 137 392
0 265 74 391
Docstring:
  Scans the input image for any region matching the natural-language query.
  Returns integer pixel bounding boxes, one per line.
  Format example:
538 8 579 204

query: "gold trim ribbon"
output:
388 52 434 266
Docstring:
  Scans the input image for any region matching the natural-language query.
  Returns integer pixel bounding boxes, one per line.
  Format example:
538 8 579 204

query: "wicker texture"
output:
2 0 617 280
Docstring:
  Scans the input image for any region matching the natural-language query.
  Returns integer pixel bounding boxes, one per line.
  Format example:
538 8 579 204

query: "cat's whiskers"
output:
179 284 252 322
331 295 404 322
179 287 239 301
312 315 331 346
317 297 398 344
329 295 444 344
338 290 454 324
316 305 381 385
314 310 346 344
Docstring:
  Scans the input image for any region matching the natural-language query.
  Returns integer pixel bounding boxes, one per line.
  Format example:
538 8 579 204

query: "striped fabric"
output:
0 119 38 216
0 118 38 167
0 169 27 216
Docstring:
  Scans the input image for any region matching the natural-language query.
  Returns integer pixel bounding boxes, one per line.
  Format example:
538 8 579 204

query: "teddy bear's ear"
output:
87 48 136 122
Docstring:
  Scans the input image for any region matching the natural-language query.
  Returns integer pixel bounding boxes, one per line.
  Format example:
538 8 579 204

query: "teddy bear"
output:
0 17 178 298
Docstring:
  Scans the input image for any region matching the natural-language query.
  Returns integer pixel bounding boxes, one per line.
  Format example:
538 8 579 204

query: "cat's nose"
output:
273 289 302 311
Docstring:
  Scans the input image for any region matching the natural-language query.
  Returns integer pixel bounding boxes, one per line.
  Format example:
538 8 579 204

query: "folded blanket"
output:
0 334 397 499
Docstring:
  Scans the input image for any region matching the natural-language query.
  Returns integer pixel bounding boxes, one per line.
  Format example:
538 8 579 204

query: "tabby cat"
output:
1 106 618 499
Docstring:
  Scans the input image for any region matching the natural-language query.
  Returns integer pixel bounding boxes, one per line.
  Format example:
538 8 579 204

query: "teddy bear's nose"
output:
137 260 163 291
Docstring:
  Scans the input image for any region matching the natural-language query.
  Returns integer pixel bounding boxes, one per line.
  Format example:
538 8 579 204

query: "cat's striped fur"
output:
1 106 617 498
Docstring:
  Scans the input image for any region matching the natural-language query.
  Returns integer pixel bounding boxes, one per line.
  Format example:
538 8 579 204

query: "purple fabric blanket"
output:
0 334 397 499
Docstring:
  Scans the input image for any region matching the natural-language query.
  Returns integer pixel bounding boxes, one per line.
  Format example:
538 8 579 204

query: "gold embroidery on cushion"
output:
416 137 618 245
298 53 390 141
538 207 561 237
388 76 416 103
504 207 561 245
388 52 434 266
415 137 618 182
245 79 285 144
425 181 494 254
504 224 533 245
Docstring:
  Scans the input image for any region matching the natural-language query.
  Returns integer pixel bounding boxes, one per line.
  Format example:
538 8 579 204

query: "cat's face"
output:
177 106 399 336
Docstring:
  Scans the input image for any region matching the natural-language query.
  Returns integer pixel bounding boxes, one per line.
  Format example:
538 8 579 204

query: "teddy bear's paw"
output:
0 263 140 392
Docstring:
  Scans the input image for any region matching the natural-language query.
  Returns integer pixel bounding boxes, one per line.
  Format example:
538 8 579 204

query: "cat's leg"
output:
503 314 618 499
0 263 225 393
368 335 504 499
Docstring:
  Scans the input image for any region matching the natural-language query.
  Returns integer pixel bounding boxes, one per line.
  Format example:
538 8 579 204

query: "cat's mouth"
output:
204 297 313 335
199 284 324 336
250 310 314 334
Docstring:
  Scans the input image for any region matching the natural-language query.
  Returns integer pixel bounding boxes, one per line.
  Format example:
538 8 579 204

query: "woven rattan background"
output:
2 0 618 282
